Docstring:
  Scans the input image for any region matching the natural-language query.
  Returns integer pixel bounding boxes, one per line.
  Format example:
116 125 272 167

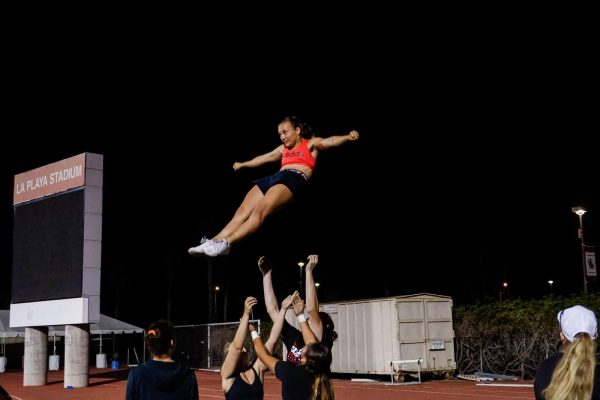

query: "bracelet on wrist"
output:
251 331 261 340
297 314 307 323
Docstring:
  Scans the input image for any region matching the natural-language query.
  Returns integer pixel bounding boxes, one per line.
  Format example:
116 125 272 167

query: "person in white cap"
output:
534 305 600 400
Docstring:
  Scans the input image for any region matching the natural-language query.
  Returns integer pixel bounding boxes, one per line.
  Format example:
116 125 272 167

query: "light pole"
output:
207 258 214 322
298 261 305 297
500 282 508 300
572 206 587 294
214 286 220 322
548 280 554 295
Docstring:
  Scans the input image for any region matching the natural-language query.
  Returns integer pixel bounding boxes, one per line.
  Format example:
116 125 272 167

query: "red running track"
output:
0 367 535 400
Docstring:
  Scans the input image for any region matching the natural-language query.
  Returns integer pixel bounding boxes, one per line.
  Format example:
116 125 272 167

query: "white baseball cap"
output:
558 305 598 342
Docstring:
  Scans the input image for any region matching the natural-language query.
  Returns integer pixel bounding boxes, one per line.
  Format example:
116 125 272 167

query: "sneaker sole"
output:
205 247 230 257
188 247 206 257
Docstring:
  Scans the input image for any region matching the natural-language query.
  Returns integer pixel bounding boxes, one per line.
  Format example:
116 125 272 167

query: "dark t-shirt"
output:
534 352 600 399
275 361 312 400
281 320 305 365
126 360 199 400
225 367 263 400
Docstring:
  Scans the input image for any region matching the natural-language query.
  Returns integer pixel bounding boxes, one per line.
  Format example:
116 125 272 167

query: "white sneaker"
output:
188 237 212 256
204 238 230 257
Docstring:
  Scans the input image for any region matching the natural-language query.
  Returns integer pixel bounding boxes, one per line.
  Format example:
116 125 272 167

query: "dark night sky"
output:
1 44 598 329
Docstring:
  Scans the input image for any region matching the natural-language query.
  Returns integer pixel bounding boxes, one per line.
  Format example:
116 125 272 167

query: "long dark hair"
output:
145 319 175 357
319 312 338 350
281 115 315 139
304 342 334 400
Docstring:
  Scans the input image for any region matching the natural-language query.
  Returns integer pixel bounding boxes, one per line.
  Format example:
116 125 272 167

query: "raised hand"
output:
282 292 296 310
258 256 272 275
348 130 359 141
306 254 318 273
292 293 305 316
244 296 258 317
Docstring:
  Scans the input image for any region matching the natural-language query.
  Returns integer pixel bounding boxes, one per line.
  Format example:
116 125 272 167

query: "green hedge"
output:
454 294 600 379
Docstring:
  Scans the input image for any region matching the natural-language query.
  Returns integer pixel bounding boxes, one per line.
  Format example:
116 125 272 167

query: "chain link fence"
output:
174 320 262 370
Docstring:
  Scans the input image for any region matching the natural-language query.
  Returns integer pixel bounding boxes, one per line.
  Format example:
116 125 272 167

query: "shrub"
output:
454 294 600 379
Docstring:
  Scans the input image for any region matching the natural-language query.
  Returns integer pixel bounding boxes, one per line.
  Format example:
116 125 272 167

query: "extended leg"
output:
204 184 293 257
224 184 292 245
189 186 264 256
213 186 264 240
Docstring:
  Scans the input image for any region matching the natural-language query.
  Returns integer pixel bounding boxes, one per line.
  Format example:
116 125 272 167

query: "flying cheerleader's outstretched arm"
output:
311 130 359 151
233 146 283 171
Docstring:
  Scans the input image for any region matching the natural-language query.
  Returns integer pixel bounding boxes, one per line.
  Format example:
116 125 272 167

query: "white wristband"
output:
297 314 307 323
251 331 260 340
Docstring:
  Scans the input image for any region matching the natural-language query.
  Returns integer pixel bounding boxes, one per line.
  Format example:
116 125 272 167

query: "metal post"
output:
214 291 217 322
573 207 588 294
299 266 303 289
207 258 214 322
480 341 484 373
579 213 588 294
207 325 211 368
298 262 305 298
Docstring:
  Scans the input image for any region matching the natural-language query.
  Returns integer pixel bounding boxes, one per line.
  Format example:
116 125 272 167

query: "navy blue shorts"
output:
253 169 309 196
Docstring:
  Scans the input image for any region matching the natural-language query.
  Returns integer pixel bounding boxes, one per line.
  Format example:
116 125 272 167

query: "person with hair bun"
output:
534 305 600 400
188 115 359 258
126 319 199 400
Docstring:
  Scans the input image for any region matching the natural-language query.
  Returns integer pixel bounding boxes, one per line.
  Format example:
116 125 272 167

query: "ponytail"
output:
304 342 334 400
312 373 334 400
543 333 596 399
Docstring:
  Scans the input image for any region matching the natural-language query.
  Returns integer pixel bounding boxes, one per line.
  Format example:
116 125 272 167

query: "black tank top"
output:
225 367 264 400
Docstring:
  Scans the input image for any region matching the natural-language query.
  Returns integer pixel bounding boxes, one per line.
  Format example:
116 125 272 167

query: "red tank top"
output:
281 139 316 170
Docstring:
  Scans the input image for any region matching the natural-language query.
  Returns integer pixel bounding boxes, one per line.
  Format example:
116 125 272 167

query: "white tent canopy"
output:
0 310 143 338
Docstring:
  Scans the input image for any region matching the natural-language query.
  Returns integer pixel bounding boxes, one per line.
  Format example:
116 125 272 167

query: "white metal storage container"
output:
319 293 455 376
